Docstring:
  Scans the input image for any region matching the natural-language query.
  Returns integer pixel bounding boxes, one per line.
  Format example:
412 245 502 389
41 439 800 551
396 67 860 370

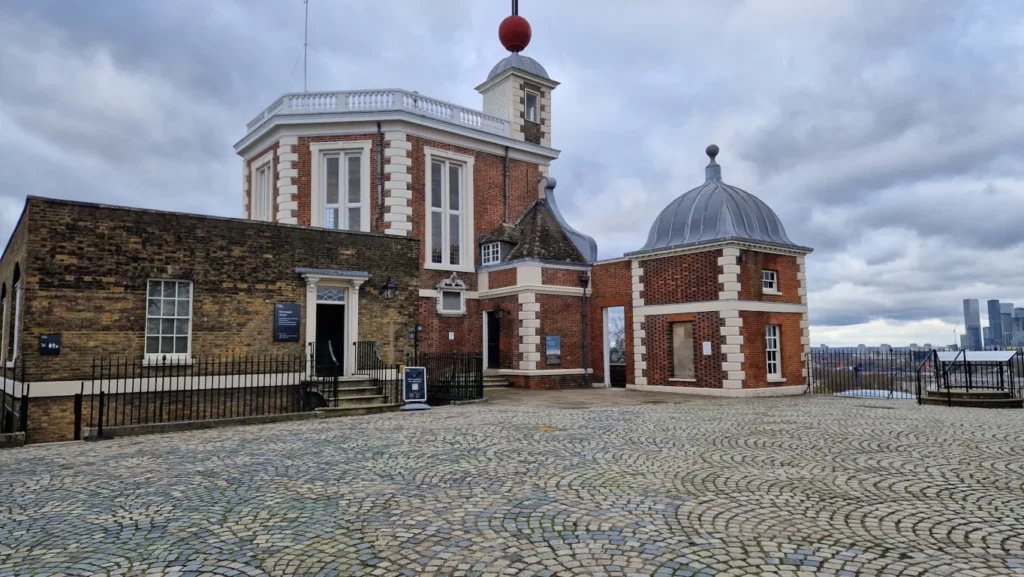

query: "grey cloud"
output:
2 0 1024 346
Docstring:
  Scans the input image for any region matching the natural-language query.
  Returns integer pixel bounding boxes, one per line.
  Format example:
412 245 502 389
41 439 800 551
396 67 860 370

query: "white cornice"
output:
629 240 813 262
635 300 808 317
236 112 560 162
475 68 560 93
478 284 590 299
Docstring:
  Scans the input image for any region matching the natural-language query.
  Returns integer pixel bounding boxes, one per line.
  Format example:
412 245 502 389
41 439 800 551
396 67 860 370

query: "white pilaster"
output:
718 248 740 300
275 137 299 224
384 131 411 236
241 160 250 219
798 255 810 380
518 292 539 370
720 312 744 388
631 259 647 385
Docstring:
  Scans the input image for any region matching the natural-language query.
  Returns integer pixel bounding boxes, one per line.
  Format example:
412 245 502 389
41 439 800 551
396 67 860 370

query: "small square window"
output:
481 242 501 265
762 269 778 291
525 92 538 122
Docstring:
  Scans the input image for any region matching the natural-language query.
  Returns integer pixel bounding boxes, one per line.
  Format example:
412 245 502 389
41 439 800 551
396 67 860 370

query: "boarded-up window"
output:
672 322 695 379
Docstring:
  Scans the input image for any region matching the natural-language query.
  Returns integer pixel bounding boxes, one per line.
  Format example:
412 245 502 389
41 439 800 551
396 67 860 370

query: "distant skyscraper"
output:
984 326 993 348
963 299 982 350
988 300 1003 349
1002 303 1014 347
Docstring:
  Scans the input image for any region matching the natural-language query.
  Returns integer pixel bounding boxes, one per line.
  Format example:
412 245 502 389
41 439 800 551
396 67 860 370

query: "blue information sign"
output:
403 366 428 406
274 304 301 342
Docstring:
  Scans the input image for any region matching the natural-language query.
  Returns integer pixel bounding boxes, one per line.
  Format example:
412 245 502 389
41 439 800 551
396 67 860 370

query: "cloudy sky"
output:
1 0 1021 347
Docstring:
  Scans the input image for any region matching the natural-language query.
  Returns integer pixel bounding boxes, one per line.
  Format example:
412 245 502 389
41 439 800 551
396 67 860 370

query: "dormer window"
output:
481 242 501 265
525 91 538 122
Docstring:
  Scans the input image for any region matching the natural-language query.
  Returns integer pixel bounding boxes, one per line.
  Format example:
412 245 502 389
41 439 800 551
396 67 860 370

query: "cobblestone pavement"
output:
2 394 1024 576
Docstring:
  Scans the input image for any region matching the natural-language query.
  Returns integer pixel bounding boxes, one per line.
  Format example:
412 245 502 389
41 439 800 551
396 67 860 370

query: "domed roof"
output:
630 145 808 255
487 53 549 81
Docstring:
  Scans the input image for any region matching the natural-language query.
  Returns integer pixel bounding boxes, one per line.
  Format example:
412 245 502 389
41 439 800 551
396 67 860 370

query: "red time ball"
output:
499 15 532 52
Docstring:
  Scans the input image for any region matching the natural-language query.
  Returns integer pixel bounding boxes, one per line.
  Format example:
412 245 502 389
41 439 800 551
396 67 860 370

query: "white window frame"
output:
438 290 467 316
481 242 501 265
310 140 372 232
766 324 781 379
424 147 475 273
525 90 539 122
249 150 275 222
5 282 20 368
145 279 193 362
762 269 780 293
0 290 6 365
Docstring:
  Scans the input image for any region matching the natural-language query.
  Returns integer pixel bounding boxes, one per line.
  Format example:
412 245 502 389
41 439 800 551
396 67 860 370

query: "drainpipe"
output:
377 122 384 231
503 146 510 223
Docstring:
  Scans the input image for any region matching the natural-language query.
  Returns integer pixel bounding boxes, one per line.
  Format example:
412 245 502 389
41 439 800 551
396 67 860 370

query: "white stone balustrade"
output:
246 90 510 137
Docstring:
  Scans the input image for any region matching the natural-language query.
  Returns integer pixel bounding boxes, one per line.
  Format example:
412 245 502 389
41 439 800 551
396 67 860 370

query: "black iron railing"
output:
1 360 28 436
415 351 483 405
809 348 935 399
354 342 484 406
87 354 309 434
914 349 1021 405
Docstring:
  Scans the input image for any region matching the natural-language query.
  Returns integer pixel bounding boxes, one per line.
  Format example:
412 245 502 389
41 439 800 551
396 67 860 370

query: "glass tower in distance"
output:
963 299 982 350
987 299 1003 348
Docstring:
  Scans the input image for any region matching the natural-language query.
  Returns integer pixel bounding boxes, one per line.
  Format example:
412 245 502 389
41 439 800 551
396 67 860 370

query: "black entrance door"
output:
486 311 501 368
315 304 346 377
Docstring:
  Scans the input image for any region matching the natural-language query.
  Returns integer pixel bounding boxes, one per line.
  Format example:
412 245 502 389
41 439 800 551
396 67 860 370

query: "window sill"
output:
143 356 194 367
4 360 14 369
762 289 782 295
767 377 787 383
424 262 476 274
669 378 697 383
437 310 467 317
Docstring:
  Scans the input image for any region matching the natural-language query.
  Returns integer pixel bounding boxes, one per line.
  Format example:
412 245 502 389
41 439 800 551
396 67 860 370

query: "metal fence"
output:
811 348 1024 400
1 361 28 436
916 350 1023 403
416 351 483 405
87 354 310 435
808 349 936 399
354 342 483 406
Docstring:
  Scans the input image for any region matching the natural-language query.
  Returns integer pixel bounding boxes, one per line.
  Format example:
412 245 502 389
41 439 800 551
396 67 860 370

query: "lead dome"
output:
631 145 808 255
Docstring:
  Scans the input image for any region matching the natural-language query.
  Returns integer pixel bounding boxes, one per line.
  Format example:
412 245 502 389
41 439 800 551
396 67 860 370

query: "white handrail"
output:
246 89 510 137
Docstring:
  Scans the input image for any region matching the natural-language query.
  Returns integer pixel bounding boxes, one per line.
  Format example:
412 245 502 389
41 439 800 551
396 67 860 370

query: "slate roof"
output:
505 199 587 263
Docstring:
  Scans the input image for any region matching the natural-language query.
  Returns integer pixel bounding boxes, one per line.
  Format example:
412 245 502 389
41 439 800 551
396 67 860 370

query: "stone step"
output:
925 389 1016 400
921 395 1023 409
314 386 380 396
315 404 401 419
321 395 388 407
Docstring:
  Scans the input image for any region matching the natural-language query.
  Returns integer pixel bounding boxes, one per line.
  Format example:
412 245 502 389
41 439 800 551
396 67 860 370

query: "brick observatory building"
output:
591 145 813 396
0 6 813 444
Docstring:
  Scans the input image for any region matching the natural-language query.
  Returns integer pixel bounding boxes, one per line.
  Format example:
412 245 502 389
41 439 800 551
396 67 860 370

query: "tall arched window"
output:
6 265 20 365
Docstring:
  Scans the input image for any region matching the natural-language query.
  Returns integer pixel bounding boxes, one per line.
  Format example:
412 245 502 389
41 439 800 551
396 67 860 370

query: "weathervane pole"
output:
303 0 310 92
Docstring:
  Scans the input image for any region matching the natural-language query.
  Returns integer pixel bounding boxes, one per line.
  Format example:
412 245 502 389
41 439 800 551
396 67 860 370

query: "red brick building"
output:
1 9 812 408
589 145 813 396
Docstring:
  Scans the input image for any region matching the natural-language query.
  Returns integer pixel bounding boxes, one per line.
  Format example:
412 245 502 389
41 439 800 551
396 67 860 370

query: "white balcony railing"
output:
245 89 510 137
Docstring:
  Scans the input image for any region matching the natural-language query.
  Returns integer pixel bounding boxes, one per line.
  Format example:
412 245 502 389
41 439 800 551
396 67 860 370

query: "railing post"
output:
73 392 83 441
18 383 29 434
97 389 105 439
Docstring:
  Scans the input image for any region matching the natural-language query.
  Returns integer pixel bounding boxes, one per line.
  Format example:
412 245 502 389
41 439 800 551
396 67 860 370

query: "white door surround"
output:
299 269 369 377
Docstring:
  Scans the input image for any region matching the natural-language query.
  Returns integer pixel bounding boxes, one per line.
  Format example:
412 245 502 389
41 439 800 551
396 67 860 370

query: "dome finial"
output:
705 144 722 181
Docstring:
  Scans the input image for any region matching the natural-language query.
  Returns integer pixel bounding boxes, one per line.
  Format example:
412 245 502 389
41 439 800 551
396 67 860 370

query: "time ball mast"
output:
498 0 532 53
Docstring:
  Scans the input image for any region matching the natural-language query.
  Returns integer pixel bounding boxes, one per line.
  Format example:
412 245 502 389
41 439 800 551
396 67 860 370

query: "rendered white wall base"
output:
626 384 806 398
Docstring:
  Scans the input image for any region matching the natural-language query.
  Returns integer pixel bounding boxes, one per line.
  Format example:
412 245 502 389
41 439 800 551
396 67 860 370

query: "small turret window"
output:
762 269 779 293
525 91 538 122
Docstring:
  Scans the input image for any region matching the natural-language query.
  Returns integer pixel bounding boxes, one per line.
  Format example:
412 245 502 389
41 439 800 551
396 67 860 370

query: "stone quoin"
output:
0 4 813 443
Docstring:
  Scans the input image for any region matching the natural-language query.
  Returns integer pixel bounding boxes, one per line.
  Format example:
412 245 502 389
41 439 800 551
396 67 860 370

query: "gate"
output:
1 361 29 440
